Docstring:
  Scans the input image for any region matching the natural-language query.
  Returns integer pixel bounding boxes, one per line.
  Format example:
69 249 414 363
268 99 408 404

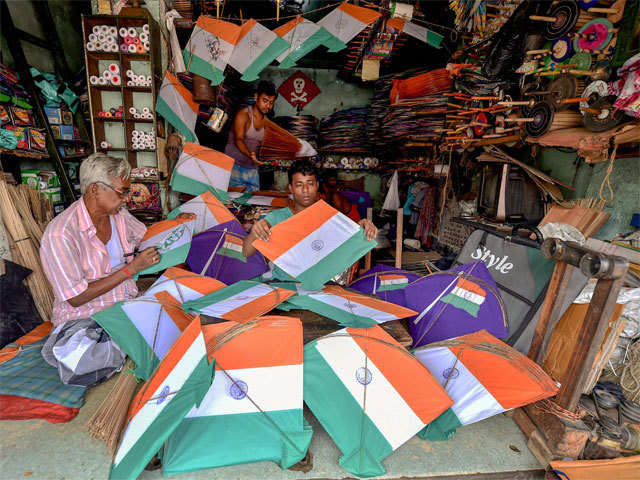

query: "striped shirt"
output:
40 198 147 326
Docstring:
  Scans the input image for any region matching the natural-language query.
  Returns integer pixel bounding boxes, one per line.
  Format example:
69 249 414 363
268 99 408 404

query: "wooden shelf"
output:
126 117 153 123
54 138 91 145
125 86 152 92
122 53 150 61
94 116 124 122
131 149 156 153
98 147 128 152
60 154 87 161
89 85 122 91
0 147 48 159
87 52 120 61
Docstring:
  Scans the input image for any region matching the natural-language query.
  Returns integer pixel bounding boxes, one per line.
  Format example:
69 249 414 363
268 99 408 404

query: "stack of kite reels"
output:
86 25 119 52
125 70 152 87
131 129 155 150
99 141 112 149
89 63 121 86
119 24 150 54
129 107 153 120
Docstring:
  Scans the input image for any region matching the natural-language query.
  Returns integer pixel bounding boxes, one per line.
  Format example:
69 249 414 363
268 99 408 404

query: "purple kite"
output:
186 220 269 285
405 261 508 347
348 264 421 308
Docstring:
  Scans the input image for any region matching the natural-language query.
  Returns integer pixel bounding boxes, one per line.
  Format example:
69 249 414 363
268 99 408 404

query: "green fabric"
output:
294 229 375 291
263 208 295 282
377 283 408 292
526 247 555 299
170 172 230 203
278 27 345 69
156 96 196 143
440 293 480 317
0 338 86 408
182 49 225 86
240 36 290 82
92 303 158 380
109 356 214 480
282 295 375 328
163 409 312 474
304 341 392 478
426 30 444 49
218 245 247 262
417 407 462 441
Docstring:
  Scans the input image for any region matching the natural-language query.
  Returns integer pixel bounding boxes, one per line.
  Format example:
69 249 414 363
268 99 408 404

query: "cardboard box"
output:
21 170 40 189
42 187 63 204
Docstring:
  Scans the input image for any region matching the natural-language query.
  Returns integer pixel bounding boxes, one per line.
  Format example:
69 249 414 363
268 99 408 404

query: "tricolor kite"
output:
405 261 508 347
163 317 312 474
317 2 382 46
156 71 198 143
274 17 345 69
183 17 240 86
304 325 453 478
167 190 239 235
414 330 558 441
280 284 417 328
228 20 289 82
253 200 376 290
136 217 195 276
387 18 444 49
170 142 235 197
349 265 421 309
143 266 227 303
93 289 205 379
109 318 213 480
186 220 269 284
182 280 295 323
230 191 290 208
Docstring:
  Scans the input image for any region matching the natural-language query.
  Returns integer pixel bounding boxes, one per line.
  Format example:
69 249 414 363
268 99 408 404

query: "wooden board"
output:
539 205 610 239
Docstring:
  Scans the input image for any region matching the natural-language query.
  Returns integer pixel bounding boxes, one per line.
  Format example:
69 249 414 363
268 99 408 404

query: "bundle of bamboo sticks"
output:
0 179 54 322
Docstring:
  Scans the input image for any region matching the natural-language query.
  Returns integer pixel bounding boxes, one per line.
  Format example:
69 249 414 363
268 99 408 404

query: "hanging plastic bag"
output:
382 170 401 211
29 67 79 113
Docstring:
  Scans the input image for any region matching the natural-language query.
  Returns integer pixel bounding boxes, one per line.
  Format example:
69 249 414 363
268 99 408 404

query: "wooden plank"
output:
539 205 610 239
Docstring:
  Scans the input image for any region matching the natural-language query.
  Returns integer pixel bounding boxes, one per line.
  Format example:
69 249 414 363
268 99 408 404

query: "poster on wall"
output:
278 70 321 110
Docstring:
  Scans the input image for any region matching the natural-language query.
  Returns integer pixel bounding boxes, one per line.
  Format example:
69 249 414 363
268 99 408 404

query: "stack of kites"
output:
319 107 371 152
163 317 313 474
365 79 392 151
274 115 319 150
381 96 449 142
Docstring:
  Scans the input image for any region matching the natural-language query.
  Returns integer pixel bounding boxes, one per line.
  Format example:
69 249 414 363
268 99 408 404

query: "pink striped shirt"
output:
40 198 147 326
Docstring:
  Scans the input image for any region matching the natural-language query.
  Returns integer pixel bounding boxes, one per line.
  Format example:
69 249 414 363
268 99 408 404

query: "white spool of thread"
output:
129 107 137 115
143 41 150 52
108 26 117 36
88 33 97 43
139 32 149 42
98 77 108 85
94 41 102 51
89 75 99 85
146 75 152 85
92 26 100 35
100 141 110 149
128 44 137 54
126 69 134 78
103 70 112 79
99 25 109 34
127 27 137 37
87 42 96 51
108 63 119 74
134 113 141 119
142 107 150 115
111 43 120 52
97 33 106 43
111 75 121 86
142 24 149 33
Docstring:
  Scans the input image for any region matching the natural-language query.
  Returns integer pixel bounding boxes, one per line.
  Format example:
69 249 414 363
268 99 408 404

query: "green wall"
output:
537 149 640 240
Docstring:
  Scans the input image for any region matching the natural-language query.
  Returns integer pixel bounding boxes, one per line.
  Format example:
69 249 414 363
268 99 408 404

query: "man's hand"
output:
251 219 271 242
175 212 196 220
128 247 160 274
358 219 378 242
250 152 266 166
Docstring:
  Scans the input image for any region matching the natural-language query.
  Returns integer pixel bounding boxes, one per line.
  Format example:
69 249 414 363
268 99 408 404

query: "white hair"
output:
79 153 131 194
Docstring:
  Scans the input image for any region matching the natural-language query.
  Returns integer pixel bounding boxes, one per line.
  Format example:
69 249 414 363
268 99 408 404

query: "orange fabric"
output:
142 216 193 242
236 19 258 42
165 71 199 114
252 200 338 259
324 285 417 317
127 316 202 420
347 325 453 424
379 274 407 282
224 234 244 247
389 68 452 104
196 17 240 44
0 395 79 423
337 2 382 25
154 291 193 332
447 330 557 408
550 455 640 480
0 322 52 365
202 317 302 368
223 287 295 323
162 267 227 296
183 142 235 172
386 18 405 31
198 190 236 224
273 16 305 37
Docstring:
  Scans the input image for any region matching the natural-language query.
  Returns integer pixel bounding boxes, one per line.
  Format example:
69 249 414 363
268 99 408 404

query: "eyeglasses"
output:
97 181 131 197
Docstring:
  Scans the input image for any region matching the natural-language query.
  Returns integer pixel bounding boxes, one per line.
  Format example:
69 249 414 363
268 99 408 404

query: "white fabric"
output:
122 301 182 361
106 216 124 269
382 171 401 211
197 283 275 317
277 20 320 63
166 10 186 73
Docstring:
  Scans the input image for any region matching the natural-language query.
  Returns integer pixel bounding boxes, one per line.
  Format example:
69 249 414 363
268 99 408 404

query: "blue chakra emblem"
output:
157 385 171 404
442 367 460 380
228 379 248 400
356 367 372 386
311 239 324 251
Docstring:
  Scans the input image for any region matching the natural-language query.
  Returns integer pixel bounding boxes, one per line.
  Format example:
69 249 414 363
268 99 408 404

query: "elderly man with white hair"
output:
39 153 161 385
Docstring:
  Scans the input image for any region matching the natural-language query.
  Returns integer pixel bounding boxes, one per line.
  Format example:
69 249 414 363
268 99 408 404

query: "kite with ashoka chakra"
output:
252 200 376 290
167 190 239 235
405 261 508 347
414 330 558 441
279 283 417 328
183 17 240 86
163 316 312 474
109 317 213 480
136 217 195 276
304 325 453 478
182 280 295 323
156 71 198 143
349 265 422 309
186 220 269 285
170 142 235 197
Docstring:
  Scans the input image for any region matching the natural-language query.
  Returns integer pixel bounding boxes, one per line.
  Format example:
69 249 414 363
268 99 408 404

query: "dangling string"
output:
199 227 227 275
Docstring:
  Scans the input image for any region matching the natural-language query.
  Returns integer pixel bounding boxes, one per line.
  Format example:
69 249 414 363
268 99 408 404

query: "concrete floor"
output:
0 378 543 480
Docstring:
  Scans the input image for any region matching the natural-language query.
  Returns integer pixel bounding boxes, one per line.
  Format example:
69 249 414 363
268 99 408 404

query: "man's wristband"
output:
122 266 133 279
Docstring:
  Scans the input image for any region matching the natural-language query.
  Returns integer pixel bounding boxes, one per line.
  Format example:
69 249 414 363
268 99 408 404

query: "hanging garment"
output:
0 260 42 348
